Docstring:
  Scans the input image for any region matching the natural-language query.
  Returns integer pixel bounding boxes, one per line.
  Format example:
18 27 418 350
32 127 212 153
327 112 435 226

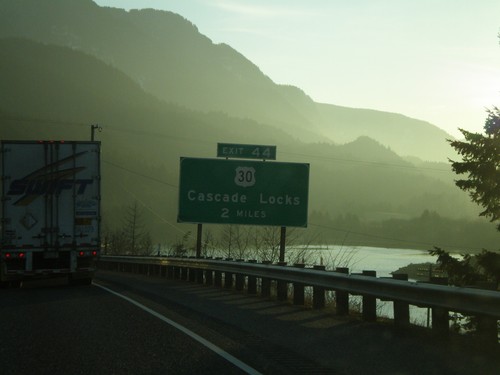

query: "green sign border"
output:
178 157 309 227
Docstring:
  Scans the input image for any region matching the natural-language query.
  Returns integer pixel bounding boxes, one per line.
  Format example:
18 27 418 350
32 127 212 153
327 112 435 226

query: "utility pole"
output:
90 124 102 141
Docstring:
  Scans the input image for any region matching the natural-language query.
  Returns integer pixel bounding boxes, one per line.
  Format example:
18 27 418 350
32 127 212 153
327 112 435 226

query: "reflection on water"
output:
305 245 438 277
305 245 440 324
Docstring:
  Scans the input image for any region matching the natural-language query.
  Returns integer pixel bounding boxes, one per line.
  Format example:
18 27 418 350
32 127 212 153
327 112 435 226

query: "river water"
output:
309 245 438 277
304 245 441 324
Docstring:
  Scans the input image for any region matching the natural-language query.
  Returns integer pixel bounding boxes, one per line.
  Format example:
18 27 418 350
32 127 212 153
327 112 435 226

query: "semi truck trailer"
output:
1 140 101 286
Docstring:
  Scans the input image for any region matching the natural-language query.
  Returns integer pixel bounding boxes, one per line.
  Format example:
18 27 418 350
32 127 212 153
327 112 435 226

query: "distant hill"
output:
0 37 485 244
0 37 296 155
0 0 455 161
313 104 454 160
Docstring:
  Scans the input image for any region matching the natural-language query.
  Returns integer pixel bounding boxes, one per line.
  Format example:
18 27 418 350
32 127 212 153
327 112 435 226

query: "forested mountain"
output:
0 1 496 251
0 0 454 161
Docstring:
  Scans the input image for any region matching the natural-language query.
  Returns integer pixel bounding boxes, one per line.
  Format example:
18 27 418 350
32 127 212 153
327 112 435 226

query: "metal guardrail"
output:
100 256 500 348
99 255 500 318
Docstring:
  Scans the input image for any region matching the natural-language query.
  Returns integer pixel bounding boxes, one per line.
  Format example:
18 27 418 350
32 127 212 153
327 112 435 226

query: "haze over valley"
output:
1 0 498 252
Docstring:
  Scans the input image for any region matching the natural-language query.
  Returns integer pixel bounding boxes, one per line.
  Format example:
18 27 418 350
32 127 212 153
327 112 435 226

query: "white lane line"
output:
94 283 262 375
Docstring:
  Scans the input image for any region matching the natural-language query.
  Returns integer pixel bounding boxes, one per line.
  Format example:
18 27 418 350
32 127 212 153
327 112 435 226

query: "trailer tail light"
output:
78 250 99 257
2 252 26 260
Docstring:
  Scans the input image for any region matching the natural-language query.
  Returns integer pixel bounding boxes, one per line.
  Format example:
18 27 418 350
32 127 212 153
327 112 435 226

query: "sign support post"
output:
279 226 286 263
196 223 202 258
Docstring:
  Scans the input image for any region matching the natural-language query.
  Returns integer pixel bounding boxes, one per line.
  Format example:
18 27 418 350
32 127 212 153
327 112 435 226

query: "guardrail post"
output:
277 262 288 301
430 277 449 337
293 263 305 305
188 257 196 282
335 267 349 315
235 259 245 291
173 265 180 279
205 269 213 285
313 265 326 309
214 270 222 287
468 282 498 347
205 258 213 285
180 266 188 281
392 273 410 328
224 258 233 289
214 257 222 287
261 261 272 297
167 264 174 279
197 268 204 284
362 270 377 322
189 269 196 282
476 316 498 348
247 260 257 294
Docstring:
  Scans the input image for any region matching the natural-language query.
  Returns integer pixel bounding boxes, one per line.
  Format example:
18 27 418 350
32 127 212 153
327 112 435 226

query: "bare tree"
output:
171 231 191 257
120 201 153 255
256 227 282 262
202 228 219 258
220 225 252 259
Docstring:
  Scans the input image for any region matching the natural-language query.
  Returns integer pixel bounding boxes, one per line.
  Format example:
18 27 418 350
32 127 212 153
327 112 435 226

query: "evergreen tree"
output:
448 106 500 230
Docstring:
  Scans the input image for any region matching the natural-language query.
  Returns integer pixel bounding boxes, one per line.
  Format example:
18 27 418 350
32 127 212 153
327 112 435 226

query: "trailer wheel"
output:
80 277 92 286
10 280 22 288
0 280 21 288
69 276 92 286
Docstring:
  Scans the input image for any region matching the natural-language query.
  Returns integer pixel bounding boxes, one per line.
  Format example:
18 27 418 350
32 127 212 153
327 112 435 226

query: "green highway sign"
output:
217 143 277 160
178 157 309 227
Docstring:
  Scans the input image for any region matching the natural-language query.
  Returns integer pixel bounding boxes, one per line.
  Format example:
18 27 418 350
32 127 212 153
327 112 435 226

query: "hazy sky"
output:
94 0 500 138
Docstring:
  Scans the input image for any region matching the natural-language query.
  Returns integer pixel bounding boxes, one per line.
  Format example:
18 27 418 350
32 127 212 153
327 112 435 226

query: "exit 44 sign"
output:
217 143 277 160
178 157 309 227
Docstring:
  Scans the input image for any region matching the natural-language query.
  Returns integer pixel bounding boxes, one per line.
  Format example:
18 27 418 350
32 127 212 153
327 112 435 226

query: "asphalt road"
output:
1 271 499 374
0 277 249 375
